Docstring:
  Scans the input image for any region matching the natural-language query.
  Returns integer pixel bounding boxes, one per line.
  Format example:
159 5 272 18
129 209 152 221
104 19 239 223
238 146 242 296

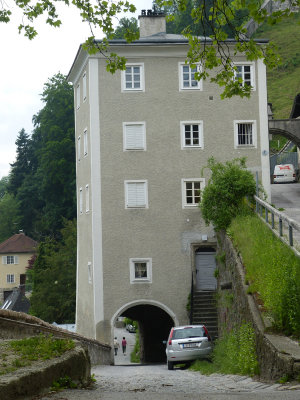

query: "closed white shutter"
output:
2 256 7 264
127 182 146 207
14 255 19 264
125 124 144 150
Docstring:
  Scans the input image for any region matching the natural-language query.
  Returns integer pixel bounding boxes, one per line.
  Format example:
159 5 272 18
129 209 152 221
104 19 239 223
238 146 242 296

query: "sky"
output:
0 0 153 179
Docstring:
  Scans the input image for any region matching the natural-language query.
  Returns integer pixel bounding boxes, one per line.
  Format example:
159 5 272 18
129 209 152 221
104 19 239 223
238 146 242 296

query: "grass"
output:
130 329 141 363
190 323 259 376
0 334 75 376
255 12 300 119
228 213 300 337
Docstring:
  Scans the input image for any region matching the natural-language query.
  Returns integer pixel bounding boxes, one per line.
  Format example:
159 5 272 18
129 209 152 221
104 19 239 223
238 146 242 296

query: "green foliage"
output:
0 193 21 242
254 12 300 118
277 374 291 384
0 176 9 199
229 214 300 336
0 335 75 376
1 0 297 97
130 329 140 363
200 157 256 231
51 376 78 391
190 323 259 376
29 219 77 323
8 73 76 240
109 17 139 40
10 334 75 361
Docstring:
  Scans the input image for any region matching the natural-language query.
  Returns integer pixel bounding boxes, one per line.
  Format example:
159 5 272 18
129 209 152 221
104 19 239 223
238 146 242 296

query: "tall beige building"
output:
68 11 270 362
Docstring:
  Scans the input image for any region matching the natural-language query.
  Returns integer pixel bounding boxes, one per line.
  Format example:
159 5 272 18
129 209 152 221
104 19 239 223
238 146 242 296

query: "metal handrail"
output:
254 195 300 256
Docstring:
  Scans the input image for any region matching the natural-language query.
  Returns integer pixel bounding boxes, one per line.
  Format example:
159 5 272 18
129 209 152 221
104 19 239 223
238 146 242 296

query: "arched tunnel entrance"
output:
118 304 174 363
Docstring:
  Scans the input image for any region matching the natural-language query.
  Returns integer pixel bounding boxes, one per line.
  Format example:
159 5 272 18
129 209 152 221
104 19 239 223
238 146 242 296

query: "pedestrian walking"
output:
113 337 120 356
122 337 127 355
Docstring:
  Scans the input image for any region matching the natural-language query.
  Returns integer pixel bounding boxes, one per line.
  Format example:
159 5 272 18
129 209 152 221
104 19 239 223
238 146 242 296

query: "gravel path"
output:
35 363 300 400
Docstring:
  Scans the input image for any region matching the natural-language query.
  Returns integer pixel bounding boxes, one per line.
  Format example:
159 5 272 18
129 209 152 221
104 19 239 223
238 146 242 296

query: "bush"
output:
200 157 256 231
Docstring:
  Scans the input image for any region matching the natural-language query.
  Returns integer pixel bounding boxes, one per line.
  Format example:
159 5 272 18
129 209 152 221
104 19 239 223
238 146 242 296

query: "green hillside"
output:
255 12 300 119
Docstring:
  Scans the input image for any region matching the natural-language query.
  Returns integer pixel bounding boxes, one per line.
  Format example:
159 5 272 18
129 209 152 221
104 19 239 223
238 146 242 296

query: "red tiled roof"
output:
0 233 38 254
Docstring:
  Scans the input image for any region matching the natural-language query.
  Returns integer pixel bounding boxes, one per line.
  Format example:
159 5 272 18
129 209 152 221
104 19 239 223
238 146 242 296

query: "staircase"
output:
191 290 218 339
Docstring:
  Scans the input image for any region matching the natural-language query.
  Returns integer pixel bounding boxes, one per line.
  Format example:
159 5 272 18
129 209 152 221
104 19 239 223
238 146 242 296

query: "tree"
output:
200 157 256 231
29 219 77 323
0 176 9 199
9 129 33 196
7 73 76 240
1 0 297 97
109 17 139 40
0 193 21 242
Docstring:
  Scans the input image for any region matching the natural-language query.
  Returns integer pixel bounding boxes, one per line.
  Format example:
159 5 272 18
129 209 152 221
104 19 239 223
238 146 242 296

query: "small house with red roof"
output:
0 232 37 303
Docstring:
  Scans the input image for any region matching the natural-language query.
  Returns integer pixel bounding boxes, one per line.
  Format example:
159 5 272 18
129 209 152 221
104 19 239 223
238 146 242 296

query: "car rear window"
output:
173 327 205 339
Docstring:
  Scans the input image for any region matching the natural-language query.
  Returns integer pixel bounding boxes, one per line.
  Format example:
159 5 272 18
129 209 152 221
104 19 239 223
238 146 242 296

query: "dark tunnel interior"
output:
121 304 174 363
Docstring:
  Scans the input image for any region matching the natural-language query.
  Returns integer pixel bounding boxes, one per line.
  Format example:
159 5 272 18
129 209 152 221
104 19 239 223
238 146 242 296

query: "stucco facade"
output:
0 233 37 303
68 14 271 357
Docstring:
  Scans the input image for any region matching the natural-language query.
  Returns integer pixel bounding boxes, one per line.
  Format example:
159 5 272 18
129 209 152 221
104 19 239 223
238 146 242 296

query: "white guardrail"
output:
254 195 300 257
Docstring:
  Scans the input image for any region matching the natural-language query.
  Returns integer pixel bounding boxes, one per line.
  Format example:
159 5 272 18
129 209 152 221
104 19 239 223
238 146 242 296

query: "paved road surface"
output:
35 363 300 400
271 182 300 246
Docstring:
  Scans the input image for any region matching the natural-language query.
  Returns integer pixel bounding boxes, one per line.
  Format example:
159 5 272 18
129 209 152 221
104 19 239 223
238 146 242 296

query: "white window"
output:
234 63 255 89
7 274 15 284
85 184 89 213
129 258 152 283
83 72 87 102
2 255 18 264
76 84 80 109
123 122 146 150
83 129 88 156
79 187 83 214
122 64 144 91
182 179 205 207
179 63 202 90
181 121 203 148
234 120 257 148
125 181 148 208
77 136 81 161
88 262 92 284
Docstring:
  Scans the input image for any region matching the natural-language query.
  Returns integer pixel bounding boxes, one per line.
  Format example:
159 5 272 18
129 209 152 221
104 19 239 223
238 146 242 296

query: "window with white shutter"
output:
85 184 89 213
77 136 81 161
125 181 148 208
7 274 15 284
83 71 87 102
123 123 146 150
2 255 18 264
79 187 83 214
83 129 88 156
76 84 80 110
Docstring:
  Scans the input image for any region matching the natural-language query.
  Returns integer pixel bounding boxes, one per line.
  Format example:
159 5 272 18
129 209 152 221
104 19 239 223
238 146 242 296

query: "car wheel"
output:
167 361 174 370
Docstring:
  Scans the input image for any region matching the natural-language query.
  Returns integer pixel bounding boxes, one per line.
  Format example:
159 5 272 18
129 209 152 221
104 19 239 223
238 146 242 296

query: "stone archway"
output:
269 119 300 148
111 300 178 363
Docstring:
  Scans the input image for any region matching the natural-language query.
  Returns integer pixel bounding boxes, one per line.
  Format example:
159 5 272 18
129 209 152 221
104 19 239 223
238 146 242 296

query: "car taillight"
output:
203 325 211 341
168 328 174 345
273 175 276 178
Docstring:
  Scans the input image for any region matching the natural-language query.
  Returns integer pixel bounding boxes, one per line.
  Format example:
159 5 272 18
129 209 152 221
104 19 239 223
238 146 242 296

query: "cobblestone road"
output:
36 364 300 400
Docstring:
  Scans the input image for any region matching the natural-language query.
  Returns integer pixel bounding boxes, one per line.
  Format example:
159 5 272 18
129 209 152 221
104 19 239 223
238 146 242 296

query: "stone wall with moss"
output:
217 231 300 381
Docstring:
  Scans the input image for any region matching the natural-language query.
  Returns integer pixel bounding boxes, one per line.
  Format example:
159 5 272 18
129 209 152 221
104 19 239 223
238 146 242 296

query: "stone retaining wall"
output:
0 310 112 365
217 231 300 381
0 343 91 400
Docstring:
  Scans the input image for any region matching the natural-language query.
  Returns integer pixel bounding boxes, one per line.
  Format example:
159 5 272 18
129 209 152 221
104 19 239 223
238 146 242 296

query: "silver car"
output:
165 325 213 370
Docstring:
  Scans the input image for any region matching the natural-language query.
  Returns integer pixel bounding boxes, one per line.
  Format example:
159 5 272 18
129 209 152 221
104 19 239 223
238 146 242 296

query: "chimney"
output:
139 9 166 38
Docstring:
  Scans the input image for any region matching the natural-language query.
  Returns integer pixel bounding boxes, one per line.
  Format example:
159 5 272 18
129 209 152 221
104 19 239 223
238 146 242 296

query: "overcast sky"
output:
0 0 153 179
